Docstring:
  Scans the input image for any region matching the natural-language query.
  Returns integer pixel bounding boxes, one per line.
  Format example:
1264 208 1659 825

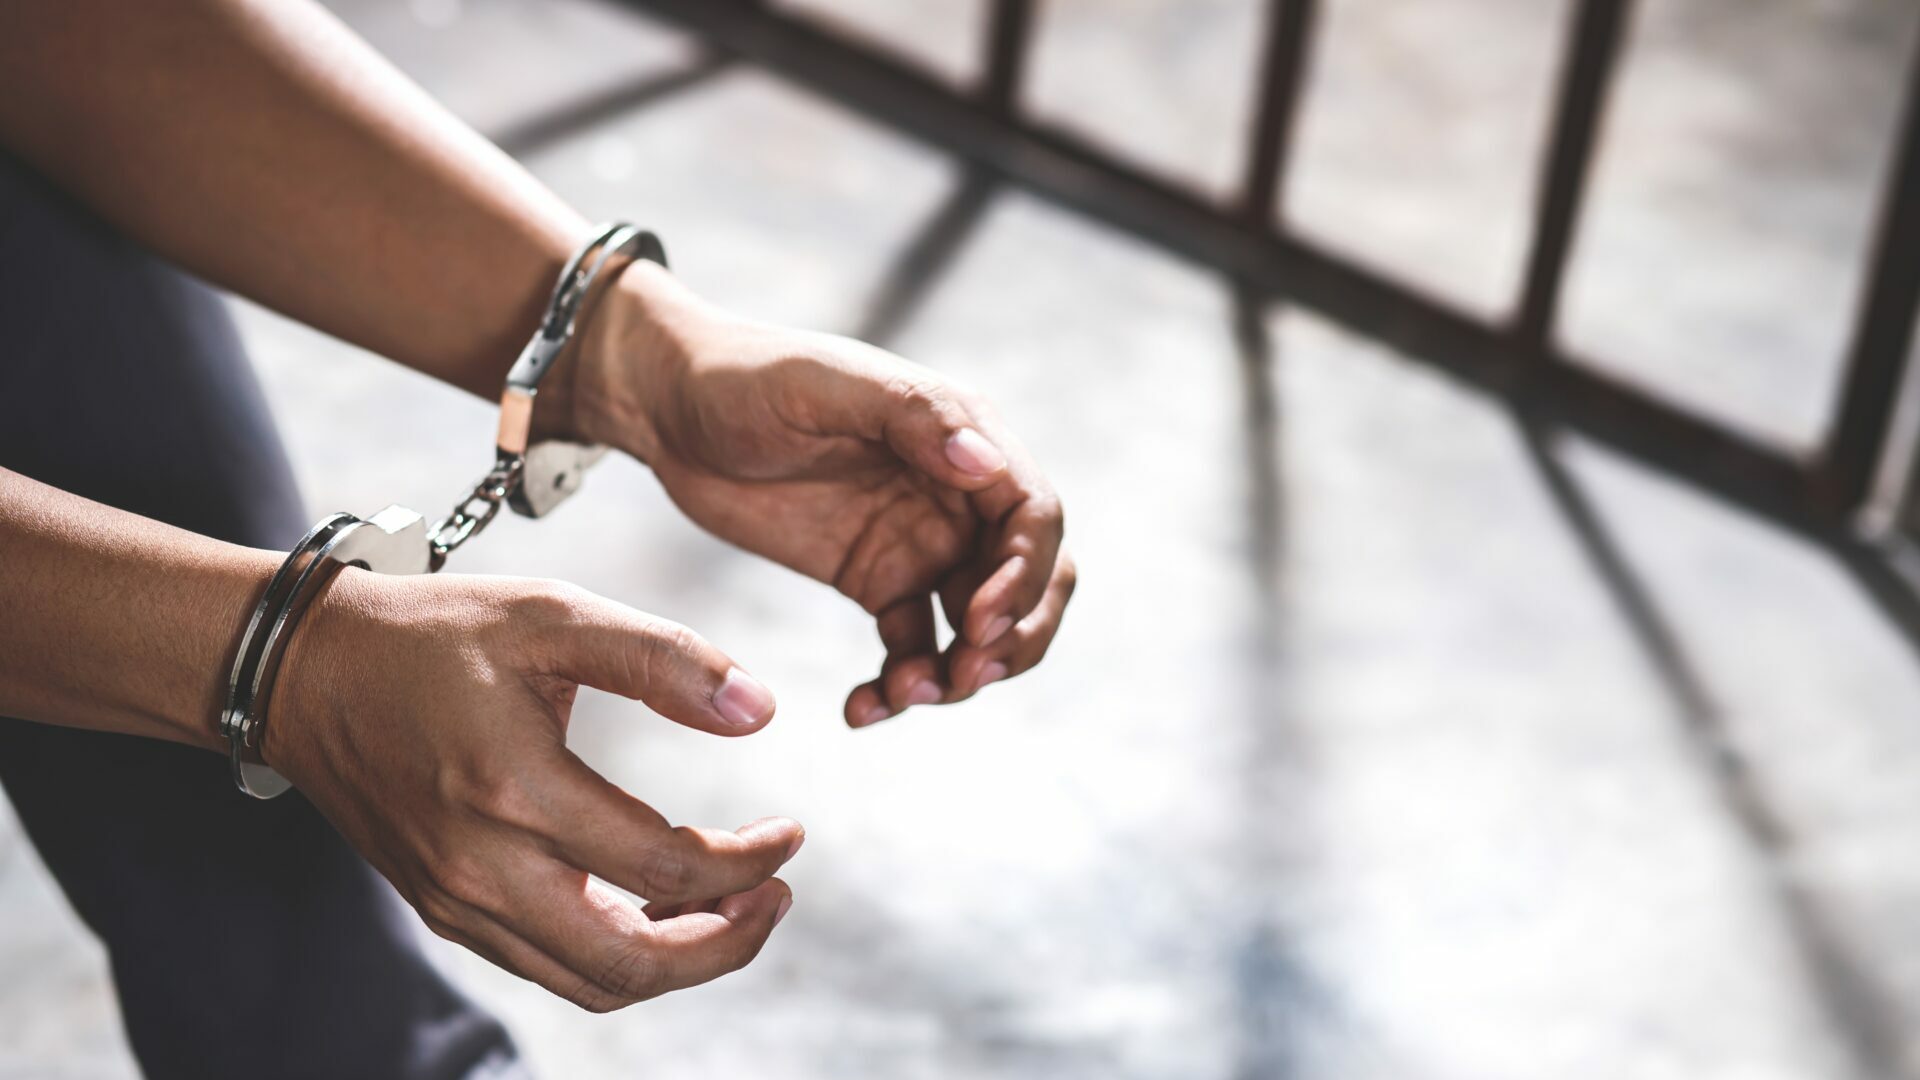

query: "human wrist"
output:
568 259 706 465
176 545 285 753
254 562 387 779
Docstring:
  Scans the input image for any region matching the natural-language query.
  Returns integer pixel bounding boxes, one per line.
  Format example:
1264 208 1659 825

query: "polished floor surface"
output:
5 2 1920 1078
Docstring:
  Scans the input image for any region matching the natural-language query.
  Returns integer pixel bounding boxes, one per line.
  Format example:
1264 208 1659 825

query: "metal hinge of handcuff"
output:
220 223 665 799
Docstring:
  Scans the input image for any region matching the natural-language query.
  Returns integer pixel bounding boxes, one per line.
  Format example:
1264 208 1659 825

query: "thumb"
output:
885 384 1008 490
829 361 1007 490
547 587 777 736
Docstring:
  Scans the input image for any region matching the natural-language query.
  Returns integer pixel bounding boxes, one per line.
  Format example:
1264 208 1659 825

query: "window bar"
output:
1514 0 1634 356
981 0 1038 118
1240 0 1319 224
1822 49 1920 519
616 0 1821 535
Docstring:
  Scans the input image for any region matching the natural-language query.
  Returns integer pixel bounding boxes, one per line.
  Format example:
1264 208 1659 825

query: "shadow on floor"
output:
1520 420 1908 1080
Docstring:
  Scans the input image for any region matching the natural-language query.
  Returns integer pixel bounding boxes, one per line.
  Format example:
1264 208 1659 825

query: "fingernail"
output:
974 662 1009 692
979 615 1014 646
945 428 1006 477
855 702 890 728
714 668 776 730
904 680 941 707
773 895 793 927
784 831 806 862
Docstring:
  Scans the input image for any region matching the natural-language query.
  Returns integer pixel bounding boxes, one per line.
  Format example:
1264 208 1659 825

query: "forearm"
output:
0 467 274 750
0 0 584 400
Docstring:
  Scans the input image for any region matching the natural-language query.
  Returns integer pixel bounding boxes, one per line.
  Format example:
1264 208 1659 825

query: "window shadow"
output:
1519 419 1906 1080
855 168 999 346
490 52 733 159
1227 286 1315 1080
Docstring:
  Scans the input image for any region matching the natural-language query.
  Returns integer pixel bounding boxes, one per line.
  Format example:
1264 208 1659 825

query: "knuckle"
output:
635 831 699 899
1027 634 1058 667
472 772 541 830
430 855 502 914
731 923 776 973
1027 492 1065 530
890 373 953 416
654 618 703 657
436 758 545 831
594 943 667 1002
637 618 703 683
413 888 463 933
565 977 635 1014
513 579 593 629
419 916 460 944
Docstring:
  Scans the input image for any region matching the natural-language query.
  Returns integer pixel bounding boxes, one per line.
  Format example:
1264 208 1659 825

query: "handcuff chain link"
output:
220 223 661 797
422 223 660 574
426 456 523 571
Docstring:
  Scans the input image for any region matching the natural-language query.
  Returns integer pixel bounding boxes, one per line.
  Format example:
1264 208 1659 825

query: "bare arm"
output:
0 0 1071 724
0 467 271 749
0 0 578 400
0 0 1070 1008
0 464 801 1009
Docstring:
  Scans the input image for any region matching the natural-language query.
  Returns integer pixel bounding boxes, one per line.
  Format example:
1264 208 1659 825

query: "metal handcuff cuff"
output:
220 223 666 799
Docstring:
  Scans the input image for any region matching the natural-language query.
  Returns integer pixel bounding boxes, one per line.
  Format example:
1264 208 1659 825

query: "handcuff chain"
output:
421 222 662 574
220 222 662 798
425 456 522 571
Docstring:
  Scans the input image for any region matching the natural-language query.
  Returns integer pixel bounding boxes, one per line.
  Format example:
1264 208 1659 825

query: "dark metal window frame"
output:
483 10 1920 1064
609 0 1920 627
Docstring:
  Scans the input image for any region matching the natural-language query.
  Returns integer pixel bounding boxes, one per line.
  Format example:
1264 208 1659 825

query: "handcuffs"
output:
220 223 665 799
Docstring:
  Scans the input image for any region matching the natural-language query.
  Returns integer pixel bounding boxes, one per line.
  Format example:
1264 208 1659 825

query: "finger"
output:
846 652 946 727
805 351 1062 645
877 591 938 658
643 895 722 920
464 872 792 1010
514 872 790 1005
540 753 804 905
960 490 1065 649
847 593 942 728
880 654 944 713
548 587 777 736
882 383 1008 490
809 356 1009 491
946 552 1076 701
934 393 1063 648
845 680 891 730
875 594 945 716
644 878 792 990
424 900 639 1013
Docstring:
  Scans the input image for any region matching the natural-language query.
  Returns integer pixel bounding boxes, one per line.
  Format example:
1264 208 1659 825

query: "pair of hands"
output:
265 262 1073 1011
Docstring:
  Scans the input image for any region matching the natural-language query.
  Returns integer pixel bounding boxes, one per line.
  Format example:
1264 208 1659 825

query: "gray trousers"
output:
0 153 523 1079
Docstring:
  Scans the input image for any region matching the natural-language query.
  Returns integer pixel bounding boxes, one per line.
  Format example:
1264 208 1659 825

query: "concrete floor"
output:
4 2 1920 1078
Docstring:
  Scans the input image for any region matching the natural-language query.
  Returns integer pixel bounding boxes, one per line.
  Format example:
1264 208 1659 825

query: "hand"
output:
264 567 803 1012
569 263 1075 728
